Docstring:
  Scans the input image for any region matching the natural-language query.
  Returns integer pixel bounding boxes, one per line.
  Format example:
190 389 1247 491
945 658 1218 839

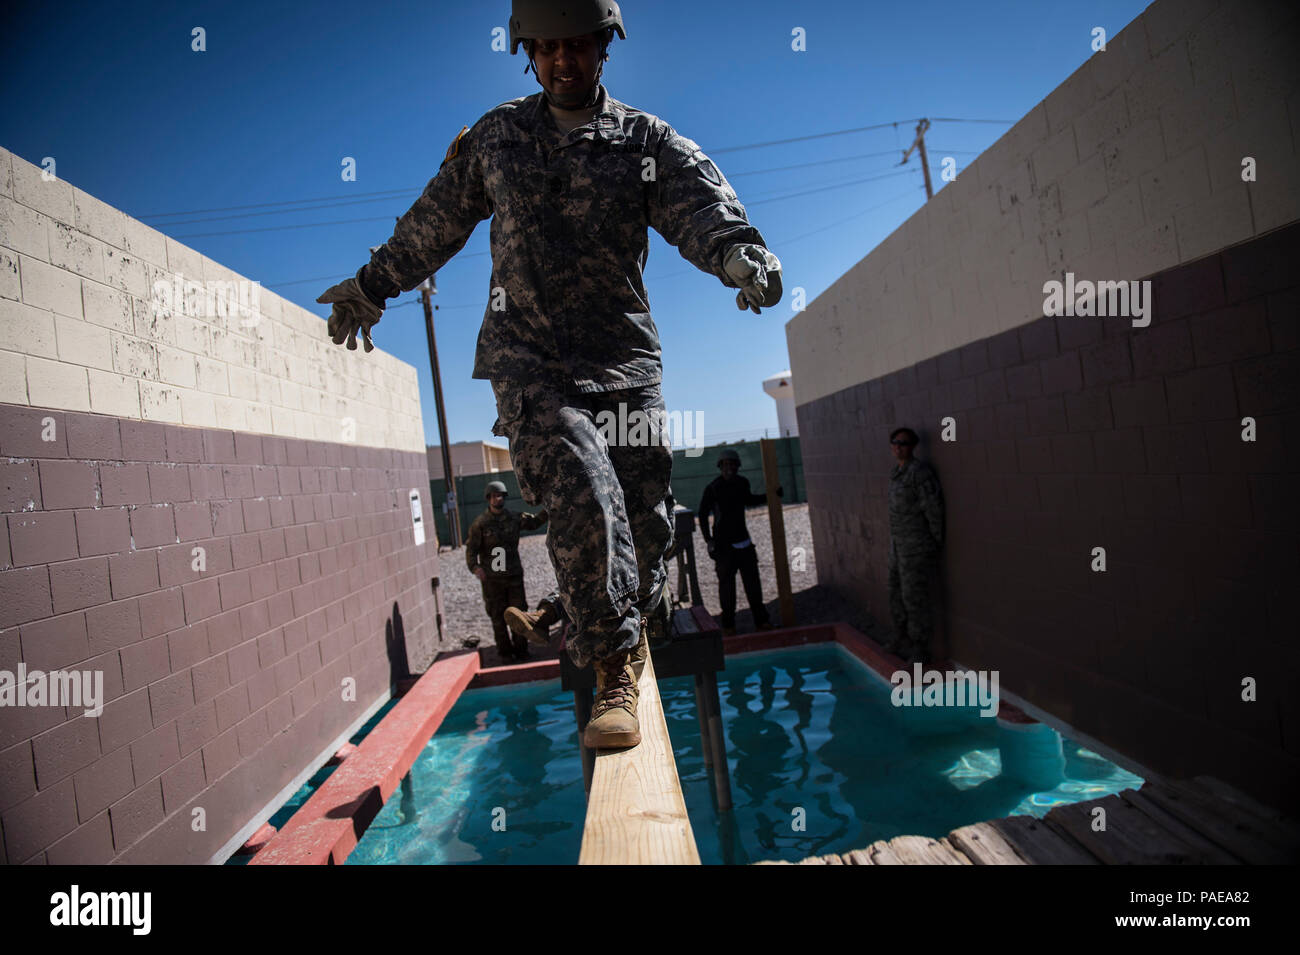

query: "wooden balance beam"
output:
578 650 701 865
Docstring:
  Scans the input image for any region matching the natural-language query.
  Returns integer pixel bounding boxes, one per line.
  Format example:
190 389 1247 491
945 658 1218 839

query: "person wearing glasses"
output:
885 427 944 664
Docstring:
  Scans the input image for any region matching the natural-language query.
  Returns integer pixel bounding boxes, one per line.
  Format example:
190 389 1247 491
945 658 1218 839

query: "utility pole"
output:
901 117 934 200
418 274 462 548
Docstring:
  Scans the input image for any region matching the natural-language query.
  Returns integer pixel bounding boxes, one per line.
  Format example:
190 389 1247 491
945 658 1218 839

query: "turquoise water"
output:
346 645 1142 865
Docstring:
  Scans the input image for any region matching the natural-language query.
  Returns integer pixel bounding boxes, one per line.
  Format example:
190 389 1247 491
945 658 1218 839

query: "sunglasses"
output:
890 439 916 446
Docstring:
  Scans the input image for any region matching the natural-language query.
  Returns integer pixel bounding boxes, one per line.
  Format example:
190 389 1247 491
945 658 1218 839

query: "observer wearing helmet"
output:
698 448 781 636
884 427 944 664
466 481 549 661
318 1 781 750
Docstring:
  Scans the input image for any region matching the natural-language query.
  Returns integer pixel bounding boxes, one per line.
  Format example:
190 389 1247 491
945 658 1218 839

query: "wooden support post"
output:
759 438 796 627
694 674 714 769
684 537 702 606
673 507 703 606
676 550 688 609
703 671 732 811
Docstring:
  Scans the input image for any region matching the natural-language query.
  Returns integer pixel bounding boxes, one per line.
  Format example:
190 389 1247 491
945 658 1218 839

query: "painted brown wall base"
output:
0 407 440 863
796 221 1300 808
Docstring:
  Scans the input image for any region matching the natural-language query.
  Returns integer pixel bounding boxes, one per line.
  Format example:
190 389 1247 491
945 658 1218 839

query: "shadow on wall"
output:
919 428 954 663
386 603 411 684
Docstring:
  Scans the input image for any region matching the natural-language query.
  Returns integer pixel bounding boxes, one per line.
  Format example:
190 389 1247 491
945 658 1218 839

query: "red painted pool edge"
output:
249 649 479 865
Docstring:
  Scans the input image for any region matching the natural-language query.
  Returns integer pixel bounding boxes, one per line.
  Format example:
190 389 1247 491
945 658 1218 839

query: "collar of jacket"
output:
523 85 628 145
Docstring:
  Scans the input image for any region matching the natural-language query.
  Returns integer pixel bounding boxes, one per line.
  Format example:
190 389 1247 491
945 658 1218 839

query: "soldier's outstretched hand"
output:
723 244 783 314
318 275 383 352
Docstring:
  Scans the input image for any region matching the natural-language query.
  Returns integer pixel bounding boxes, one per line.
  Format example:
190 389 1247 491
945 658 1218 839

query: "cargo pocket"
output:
490 380 524 440
489 380 540 506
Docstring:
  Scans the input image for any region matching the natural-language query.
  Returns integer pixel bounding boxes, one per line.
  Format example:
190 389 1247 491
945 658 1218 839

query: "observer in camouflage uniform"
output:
466 504 549 657
358 86 768 667
887 456 945 661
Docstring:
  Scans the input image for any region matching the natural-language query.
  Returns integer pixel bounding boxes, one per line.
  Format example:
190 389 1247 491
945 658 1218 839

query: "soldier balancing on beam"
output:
318 0 782 751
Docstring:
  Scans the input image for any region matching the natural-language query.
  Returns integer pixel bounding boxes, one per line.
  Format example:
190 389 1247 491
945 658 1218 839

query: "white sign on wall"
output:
409 488 425 546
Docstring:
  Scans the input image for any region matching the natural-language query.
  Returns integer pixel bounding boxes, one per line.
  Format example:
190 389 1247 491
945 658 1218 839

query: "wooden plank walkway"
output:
578 650 701 865
766 776 1300 865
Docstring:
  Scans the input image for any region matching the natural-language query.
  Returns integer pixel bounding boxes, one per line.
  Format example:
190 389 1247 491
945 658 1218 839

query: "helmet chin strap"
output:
526 40 608 110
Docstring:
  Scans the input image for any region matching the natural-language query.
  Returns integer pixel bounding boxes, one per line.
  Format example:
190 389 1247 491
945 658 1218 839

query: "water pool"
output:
346 644 1142 865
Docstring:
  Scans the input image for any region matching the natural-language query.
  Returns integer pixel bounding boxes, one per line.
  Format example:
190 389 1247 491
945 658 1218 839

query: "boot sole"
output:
583 728 641 750
504 609 551 646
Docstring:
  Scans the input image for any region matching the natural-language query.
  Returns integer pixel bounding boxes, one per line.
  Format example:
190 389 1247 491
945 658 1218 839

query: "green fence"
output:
429 436 803 546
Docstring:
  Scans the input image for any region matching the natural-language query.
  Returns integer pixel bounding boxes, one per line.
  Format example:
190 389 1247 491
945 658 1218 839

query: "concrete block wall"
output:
789 0 1299 808
797 223 1299 806
787 0 1299 407
0 149 424 453
0 149 442 863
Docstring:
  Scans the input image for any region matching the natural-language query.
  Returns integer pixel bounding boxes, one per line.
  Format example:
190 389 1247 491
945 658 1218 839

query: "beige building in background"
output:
426 440 512 480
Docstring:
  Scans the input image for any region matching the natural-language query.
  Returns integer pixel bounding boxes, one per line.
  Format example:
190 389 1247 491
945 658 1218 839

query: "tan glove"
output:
723 244 783 314
318 276 382 352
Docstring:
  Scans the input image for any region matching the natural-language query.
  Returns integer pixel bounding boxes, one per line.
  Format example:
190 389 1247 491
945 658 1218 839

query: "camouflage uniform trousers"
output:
491 379 673 669
482 574 528 656
887 540 940 657
714 543 770 630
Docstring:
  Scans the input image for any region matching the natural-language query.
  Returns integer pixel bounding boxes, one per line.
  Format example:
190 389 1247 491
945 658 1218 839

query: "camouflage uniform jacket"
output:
362 84 767 393
466 507 548 578
888 460 944 557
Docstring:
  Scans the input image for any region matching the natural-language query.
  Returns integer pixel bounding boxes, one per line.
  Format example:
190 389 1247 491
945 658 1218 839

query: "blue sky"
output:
1 0 1148 448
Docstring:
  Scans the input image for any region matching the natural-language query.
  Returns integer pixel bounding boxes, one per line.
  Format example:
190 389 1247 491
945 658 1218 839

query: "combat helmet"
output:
485 480 509 500
509 0 626 54
716 448 741 466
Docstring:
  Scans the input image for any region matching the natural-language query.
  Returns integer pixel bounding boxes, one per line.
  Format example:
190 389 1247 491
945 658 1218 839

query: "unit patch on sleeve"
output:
441 125 470 168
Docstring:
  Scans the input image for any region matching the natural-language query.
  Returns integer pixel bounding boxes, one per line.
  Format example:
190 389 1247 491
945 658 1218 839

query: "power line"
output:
138 187 418 220
778 189 922 245
149 191 419 227
250 157 925 265
267 271 355 288
266 166 918 289
930 117 1016 124
145 117 1011 221
707 120 919 154
406 185 922 307
746 168 915 205
741 163 915 201
727 149 915 178
173 151 912 232
182 163 914 240
174 215 399 239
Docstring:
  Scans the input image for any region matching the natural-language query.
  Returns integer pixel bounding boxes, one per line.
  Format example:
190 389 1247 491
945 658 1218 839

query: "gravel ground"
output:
415 502 883 672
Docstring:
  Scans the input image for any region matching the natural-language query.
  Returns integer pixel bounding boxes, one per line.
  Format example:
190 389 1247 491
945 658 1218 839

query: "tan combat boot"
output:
629 624 649 680
584 651 641 750
504 602 560 646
